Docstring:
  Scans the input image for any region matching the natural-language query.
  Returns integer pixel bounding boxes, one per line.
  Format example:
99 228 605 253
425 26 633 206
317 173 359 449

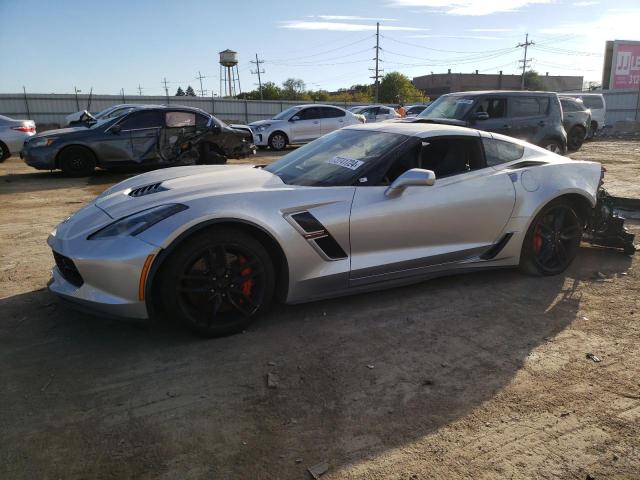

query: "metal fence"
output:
0 93 362 128
602 89 640 125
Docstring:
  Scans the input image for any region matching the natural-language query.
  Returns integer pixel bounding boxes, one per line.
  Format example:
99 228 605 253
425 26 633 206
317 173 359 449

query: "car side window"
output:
196 113 210 128
298 108 321 120
321 107 346 118
118 111 163 130
582 96 603 109
482 137 525 166
509 97 548 117
166 111 196 128
561 100 579 113
474 98 506 118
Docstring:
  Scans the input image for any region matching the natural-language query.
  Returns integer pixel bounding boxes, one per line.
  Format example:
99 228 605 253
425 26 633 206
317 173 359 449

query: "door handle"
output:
538 121 546 126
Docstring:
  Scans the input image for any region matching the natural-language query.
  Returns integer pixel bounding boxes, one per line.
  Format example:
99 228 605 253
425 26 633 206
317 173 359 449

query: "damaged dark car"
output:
22 106 255 176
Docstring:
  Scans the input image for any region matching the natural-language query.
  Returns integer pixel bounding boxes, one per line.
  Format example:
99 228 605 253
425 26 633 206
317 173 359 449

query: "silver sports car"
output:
47 123 635 336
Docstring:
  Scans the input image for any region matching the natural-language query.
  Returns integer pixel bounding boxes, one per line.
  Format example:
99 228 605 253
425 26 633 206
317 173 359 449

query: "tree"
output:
523 70 546 91
378 72 424 104
185 85 196 96
261 82 282 100
281 78 307 100
175 86 185 96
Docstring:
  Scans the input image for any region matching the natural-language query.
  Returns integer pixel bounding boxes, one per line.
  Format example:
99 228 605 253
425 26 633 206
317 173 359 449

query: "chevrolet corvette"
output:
47 123 635 336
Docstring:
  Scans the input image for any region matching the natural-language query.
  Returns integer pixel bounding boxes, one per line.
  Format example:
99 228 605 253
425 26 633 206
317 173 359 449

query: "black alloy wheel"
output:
159 229 275 337
521 202 583 276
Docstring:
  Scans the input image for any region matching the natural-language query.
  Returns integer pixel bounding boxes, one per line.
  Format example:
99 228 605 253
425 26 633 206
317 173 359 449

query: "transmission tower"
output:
250 54 265 100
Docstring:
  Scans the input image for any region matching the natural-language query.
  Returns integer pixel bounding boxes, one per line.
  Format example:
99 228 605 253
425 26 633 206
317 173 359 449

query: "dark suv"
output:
413 91 567 154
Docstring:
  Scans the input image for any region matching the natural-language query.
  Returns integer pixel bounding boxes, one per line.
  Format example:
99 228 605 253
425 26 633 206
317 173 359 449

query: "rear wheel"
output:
567 126 586 151
542 140 563 155
520 200 583 276
158 228 275 337
268 132 287 151
0 141 10 162
58 146 96 176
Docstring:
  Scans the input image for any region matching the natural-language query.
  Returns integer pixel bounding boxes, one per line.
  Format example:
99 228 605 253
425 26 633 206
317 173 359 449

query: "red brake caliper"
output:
533 226 543 254
238 256 254 300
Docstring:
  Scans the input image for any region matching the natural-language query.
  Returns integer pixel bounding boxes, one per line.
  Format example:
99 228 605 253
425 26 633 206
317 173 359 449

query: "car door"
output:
320 107 347 134
113 110 164 164
289 107 322 142
507 96 549 144
360 107 379 123
377 107 396 121
348 134 516 285
467 97 511 135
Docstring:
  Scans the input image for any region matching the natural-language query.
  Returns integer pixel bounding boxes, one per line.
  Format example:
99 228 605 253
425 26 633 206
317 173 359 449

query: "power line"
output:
250 53 265 99
381 34 517 55
517 33 534 90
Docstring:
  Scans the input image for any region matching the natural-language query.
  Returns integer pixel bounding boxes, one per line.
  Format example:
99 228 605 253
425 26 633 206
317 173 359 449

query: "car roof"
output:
128 104 209 114
294 104 347 110
444 90 555 97
344 121 481 138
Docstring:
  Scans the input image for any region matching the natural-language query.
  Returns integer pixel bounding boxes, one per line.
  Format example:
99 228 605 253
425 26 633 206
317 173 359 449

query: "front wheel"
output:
268 132 287 151
0 141 9 162
520 201 583 276
157 228 275 337
567 126 586 151
58 146 96 176
542 140 564 155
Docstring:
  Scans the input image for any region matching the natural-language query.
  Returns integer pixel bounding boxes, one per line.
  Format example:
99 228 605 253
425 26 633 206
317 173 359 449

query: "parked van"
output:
562 93 606 136
414 91 567 153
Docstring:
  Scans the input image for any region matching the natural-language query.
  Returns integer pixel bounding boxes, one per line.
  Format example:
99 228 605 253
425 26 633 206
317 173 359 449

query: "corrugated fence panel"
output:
0 94 364 127
602 90 640 124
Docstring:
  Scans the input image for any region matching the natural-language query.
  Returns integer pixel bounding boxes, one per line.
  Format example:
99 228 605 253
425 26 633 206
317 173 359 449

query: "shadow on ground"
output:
0 246 632 479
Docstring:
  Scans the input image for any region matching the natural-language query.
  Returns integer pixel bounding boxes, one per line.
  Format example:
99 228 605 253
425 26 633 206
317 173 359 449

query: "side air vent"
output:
508 161 548 169
128 182 166 197
290 211 348 260
480 233 513 260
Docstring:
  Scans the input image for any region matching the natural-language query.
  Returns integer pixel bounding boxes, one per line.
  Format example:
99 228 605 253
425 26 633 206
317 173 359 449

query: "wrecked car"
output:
65 104 146 127
22 106 254 176
46 123 635 337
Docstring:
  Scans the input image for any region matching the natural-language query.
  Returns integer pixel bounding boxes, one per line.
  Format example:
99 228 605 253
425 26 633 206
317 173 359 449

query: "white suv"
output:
249 104 364 150
563 93 606 136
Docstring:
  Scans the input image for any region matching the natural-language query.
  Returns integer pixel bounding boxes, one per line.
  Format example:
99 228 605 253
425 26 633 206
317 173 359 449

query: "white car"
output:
563 93 606 135
248 104 364 151
0 115 36 161
350 105 401 123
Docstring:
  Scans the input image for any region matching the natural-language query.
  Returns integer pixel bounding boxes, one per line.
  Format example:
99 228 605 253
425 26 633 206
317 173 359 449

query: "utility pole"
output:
370 22 382 102
74 86 81 111
196 71 207 96
162 77 170 104
517 33 534 90
250 53 265 100
137 84 143 96
120 88 125 103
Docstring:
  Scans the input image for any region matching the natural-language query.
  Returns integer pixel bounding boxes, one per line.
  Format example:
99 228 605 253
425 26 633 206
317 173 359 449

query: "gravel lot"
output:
1 140 639 479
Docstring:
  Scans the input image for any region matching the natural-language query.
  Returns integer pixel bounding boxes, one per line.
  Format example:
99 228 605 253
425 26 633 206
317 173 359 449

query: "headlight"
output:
255 124 271 132
88 204 187 240
30 137 56 148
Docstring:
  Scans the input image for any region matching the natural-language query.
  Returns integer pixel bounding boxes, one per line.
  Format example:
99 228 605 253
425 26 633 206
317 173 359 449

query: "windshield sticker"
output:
327 156 364 170
456 99 474 104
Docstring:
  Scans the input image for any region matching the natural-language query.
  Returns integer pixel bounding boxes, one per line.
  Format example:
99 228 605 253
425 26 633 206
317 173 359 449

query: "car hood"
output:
32 126 91 138
405 117 468 127
248 119 281 127
94 165 286 219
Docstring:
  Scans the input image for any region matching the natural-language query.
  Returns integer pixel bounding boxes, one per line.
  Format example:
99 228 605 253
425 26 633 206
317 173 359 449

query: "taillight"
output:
12 126 35 133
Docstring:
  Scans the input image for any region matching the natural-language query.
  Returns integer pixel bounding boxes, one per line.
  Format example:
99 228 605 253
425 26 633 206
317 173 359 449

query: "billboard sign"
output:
606 40 640 90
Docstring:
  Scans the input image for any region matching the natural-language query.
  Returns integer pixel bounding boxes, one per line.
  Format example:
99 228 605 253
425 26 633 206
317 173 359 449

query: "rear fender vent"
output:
128 182 167 197
289 212 348 260
508 161 548 169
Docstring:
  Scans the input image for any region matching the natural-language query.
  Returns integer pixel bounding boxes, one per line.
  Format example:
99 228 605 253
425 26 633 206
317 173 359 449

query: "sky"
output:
1 0 639 95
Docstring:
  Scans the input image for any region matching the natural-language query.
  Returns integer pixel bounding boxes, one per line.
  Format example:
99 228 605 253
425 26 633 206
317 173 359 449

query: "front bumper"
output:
47 231 160 319
22 143 57 170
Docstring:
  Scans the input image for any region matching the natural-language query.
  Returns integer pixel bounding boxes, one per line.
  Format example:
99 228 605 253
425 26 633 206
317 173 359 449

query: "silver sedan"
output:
0 115 36 160
47 123 635 336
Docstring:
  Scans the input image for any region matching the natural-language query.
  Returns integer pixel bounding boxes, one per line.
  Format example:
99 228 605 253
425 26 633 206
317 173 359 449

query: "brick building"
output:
412 71 583 98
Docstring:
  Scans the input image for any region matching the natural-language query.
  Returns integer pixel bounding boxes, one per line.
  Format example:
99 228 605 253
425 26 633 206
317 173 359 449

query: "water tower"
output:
219 49 242 98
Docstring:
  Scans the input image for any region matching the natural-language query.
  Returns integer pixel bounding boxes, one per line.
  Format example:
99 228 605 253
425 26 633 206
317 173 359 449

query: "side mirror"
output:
110 124 122 134
384 168 436 197
471 111 489 121
290 116 300 122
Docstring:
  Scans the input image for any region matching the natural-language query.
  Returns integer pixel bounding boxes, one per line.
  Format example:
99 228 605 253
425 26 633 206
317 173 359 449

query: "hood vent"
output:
128 182 167 197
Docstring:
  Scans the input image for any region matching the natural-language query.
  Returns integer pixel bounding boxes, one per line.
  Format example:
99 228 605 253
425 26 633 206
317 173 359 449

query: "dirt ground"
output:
1 140 639 480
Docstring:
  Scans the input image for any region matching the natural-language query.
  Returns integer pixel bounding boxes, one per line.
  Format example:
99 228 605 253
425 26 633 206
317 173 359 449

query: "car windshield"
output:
272 106 302 120
418 96 475 120
264 129 408 186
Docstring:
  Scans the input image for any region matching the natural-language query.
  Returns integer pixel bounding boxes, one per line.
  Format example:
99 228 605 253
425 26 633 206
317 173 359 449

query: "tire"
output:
58 146 96 176
541 140 564 155
157 227 275 337
0 141 9 162
268 132 288 151
567 126 586 151
520 200 583 276
587 121 597 139
198 142 227 165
